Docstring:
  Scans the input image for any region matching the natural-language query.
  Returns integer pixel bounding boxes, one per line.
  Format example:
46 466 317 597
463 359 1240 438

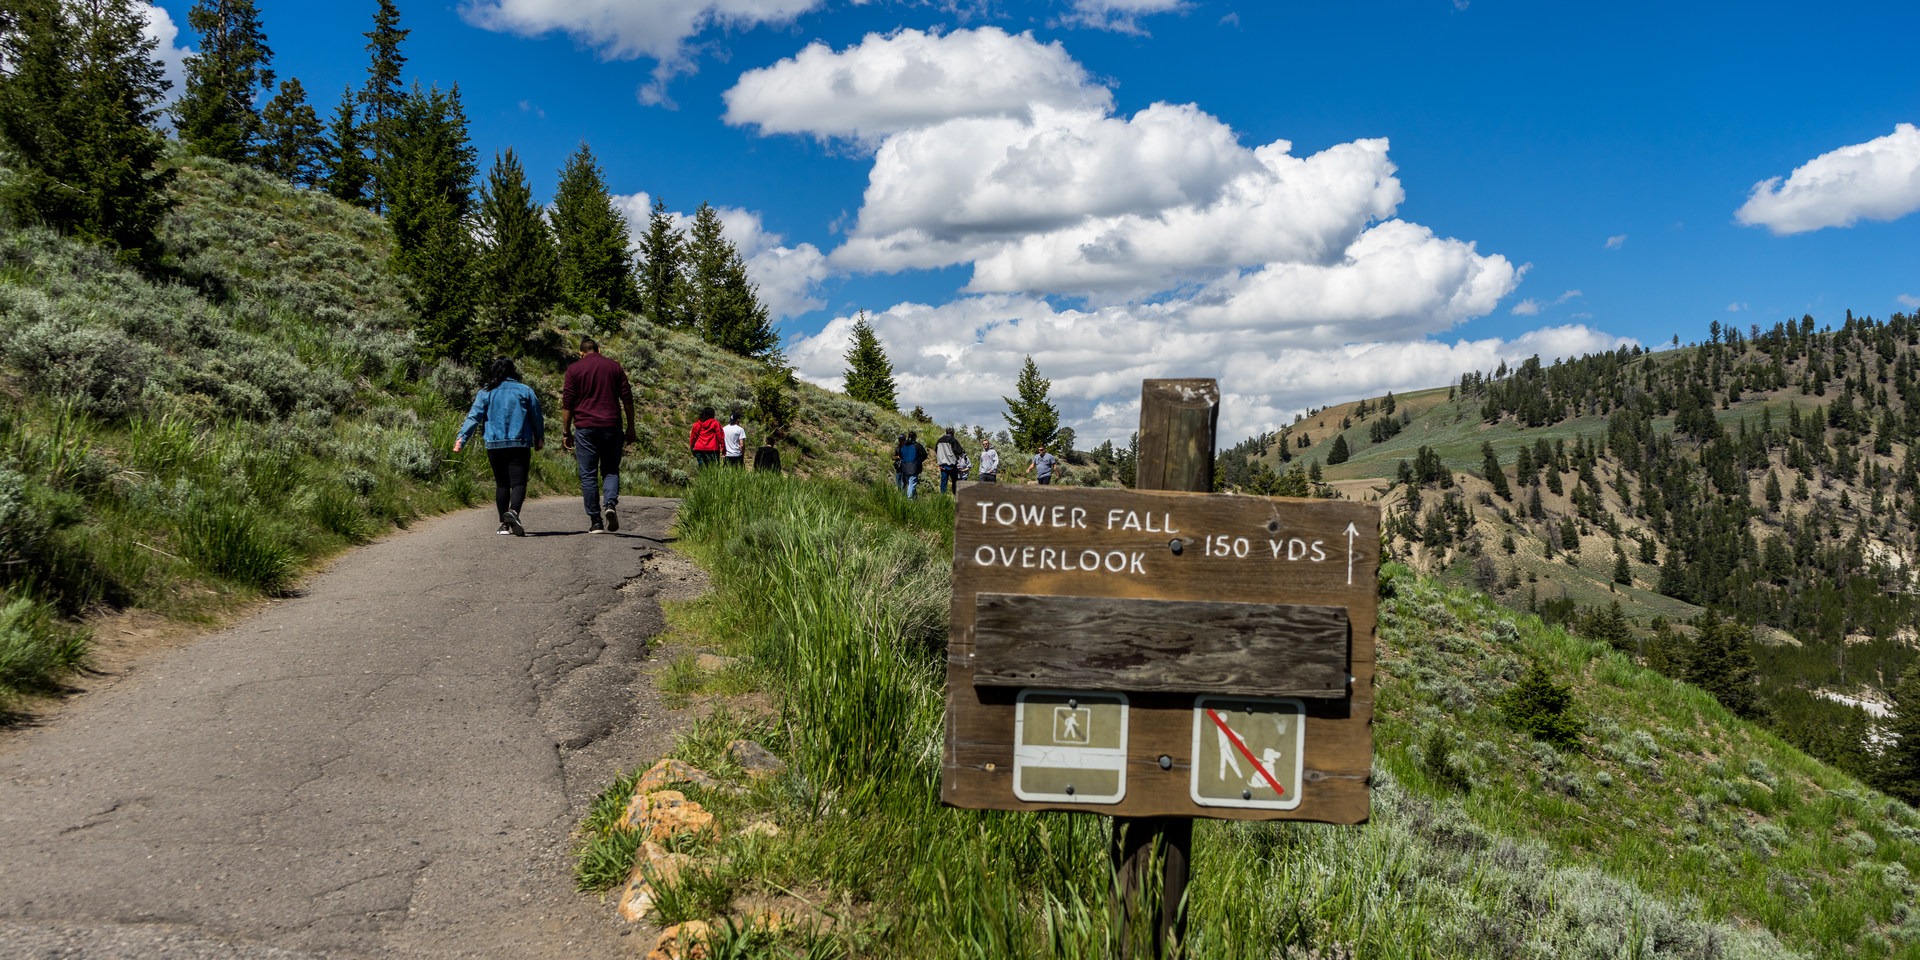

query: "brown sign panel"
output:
973 594 1349 697
944 484 1379 823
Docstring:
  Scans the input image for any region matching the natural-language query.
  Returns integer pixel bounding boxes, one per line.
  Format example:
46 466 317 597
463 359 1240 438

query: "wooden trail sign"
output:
942 471 1379 823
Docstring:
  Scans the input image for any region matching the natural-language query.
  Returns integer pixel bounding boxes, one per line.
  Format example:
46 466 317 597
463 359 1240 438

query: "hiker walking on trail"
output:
891 433 908 491
454 357 545 537
561 337 636 534
897 431 928 498
722 413 747 467
978 438 999 483
689 407 723 468
1029 444 1059 485
935 427 966 495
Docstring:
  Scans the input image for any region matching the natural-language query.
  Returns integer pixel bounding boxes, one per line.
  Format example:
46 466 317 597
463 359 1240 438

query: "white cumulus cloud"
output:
140 3 192 106
787 296 1631 443
1736 123 1920 235
723 27 1110 144
735 27 1545 443
1605 234 1626 249
462 0 826 104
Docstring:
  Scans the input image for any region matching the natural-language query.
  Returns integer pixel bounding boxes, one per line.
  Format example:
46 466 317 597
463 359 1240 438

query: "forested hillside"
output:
1222 315 1920 798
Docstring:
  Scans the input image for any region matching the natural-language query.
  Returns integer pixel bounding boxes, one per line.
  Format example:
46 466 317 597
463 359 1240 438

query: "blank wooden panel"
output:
973 593 1349 697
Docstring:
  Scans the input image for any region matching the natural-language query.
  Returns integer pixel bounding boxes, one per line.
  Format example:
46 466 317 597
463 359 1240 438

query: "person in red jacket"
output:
689 407 723 467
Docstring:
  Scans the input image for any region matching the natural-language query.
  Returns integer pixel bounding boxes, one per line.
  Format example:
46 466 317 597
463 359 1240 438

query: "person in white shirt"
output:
722 413 747 467
978 439 1000 483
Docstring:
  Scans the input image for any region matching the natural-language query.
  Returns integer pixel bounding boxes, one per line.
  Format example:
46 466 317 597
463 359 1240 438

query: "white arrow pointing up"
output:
1345 522 1360 585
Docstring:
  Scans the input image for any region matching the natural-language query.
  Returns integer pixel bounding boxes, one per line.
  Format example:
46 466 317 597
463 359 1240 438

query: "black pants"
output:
487 446 531 519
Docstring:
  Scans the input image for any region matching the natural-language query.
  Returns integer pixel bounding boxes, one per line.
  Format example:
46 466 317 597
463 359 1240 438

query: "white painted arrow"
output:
1345 522 1360 585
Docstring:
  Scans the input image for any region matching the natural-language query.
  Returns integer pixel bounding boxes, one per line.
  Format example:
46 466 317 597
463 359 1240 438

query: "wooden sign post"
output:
943 379 1378 958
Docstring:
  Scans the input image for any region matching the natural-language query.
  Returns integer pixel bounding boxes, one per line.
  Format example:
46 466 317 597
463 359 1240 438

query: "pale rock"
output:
617 789 719 843
726 739 787 780
633 757 723 797
616 841 693 922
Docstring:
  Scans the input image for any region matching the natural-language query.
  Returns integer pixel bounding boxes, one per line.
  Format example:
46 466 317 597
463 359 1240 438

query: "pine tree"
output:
175 0 274 163
1612 543 1631 585
684 201 776 357
386 83 477 361
1003 355 1061 453
1326 433 1350 465
322 85 372 206
1481 441 1512 501
1880 661 1920 805
550 143 637 328
0 0 175 256
1684 611 1760 719
635 196 687 328
842 313 898 410
257 78 325 188
360 0 408 214
473 147 557 356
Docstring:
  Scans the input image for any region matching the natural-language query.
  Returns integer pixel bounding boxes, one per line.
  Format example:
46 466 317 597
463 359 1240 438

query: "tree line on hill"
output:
1218 313 1920 801
0 0 777 368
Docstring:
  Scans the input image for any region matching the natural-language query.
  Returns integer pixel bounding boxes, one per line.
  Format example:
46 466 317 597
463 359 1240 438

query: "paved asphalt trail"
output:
0 495 693 959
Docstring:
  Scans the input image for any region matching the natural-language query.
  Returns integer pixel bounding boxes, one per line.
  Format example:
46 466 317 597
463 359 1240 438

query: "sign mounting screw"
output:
1159 755 1172 770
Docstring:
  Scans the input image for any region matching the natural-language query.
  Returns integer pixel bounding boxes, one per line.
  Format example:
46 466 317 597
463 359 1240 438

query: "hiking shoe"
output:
504 510 525 537
588 519 606 534
497 523 512 536
602 503 619 533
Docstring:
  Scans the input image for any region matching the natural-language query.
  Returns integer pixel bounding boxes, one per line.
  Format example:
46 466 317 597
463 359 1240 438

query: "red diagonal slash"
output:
1206 707 1286 796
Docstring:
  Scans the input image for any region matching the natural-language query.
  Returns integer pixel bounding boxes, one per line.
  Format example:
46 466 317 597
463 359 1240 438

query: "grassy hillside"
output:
580 467 1920 958
1227 330 1920 787
0 155 915 712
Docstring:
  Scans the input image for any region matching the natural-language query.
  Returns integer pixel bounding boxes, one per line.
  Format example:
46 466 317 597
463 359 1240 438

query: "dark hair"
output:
700 406 716 420
908 430 918 441
579 337 600 353
729 412 740 424
484 357 520 391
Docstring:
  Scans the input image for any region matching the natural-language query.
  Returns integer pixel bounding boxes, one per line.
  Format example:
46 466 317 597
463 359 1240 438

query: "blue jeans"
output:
940 466 960 495
573 427 624 519
905 474 920 498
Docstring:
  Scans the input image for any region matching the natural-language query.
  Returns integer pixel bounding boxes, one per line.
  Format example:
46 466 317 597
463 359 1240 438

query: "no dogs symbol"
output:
1189 696 1305 810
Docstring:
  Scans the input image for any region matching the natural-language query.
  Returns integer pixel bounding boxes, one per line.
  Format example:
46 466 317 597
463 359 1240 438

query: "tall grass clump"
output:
0 592 89 711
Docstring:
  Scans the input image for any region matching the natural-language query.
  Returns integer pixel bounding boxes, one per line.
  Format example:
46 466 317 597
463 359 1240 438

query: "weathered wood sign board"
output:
943 485 1379 823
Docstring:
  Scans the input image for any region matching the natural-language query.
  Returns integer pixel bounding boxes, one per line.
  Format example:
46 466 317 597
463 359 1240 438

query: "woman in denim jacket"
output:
454 357 545 536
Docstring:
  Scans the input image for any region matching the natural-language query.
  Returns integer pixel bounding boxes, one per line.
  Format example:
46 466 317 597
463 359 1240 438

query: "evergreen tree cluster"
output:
0 0 778 367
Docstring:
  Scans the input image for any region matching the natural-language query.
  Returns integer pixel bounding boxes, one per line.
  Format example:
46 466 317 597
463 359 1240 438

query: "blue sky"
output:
141 1 1920 443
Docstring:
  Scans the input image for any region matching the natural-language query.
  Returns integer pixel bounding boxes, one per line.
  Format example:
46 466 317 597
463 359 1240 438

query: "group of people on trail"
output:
891 427 1056 498
455 337 636 536
687 408 751 468
456 336 785 538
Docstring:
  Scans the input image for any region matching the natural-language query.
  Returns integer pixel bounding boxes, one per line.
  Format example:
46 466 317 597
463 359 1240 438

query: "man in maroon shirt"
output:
560 337 636 533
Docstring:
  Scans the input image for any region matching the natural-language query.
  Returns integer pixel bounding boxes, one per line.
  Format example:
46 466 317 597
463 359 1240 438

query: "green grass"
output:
580 468 1919 957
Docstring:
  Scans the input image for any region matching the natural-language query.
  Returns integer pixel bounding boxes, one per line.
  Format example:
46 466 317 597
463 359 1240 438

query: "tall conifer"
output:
684 201 776 357
175 0 273 163
842 313 897 410
387 83 477 360
258 78 325 188
360 0 408 214
1003 356 1061 453
635 196 687 328
0 0 174 256
550 143 637 328
323 85 372 206
474 147 557 355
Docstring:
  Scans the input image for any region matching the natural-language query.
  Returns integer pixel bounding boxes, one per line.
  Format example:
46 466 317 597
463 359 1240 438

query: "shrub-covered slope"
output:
0 156 912 710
